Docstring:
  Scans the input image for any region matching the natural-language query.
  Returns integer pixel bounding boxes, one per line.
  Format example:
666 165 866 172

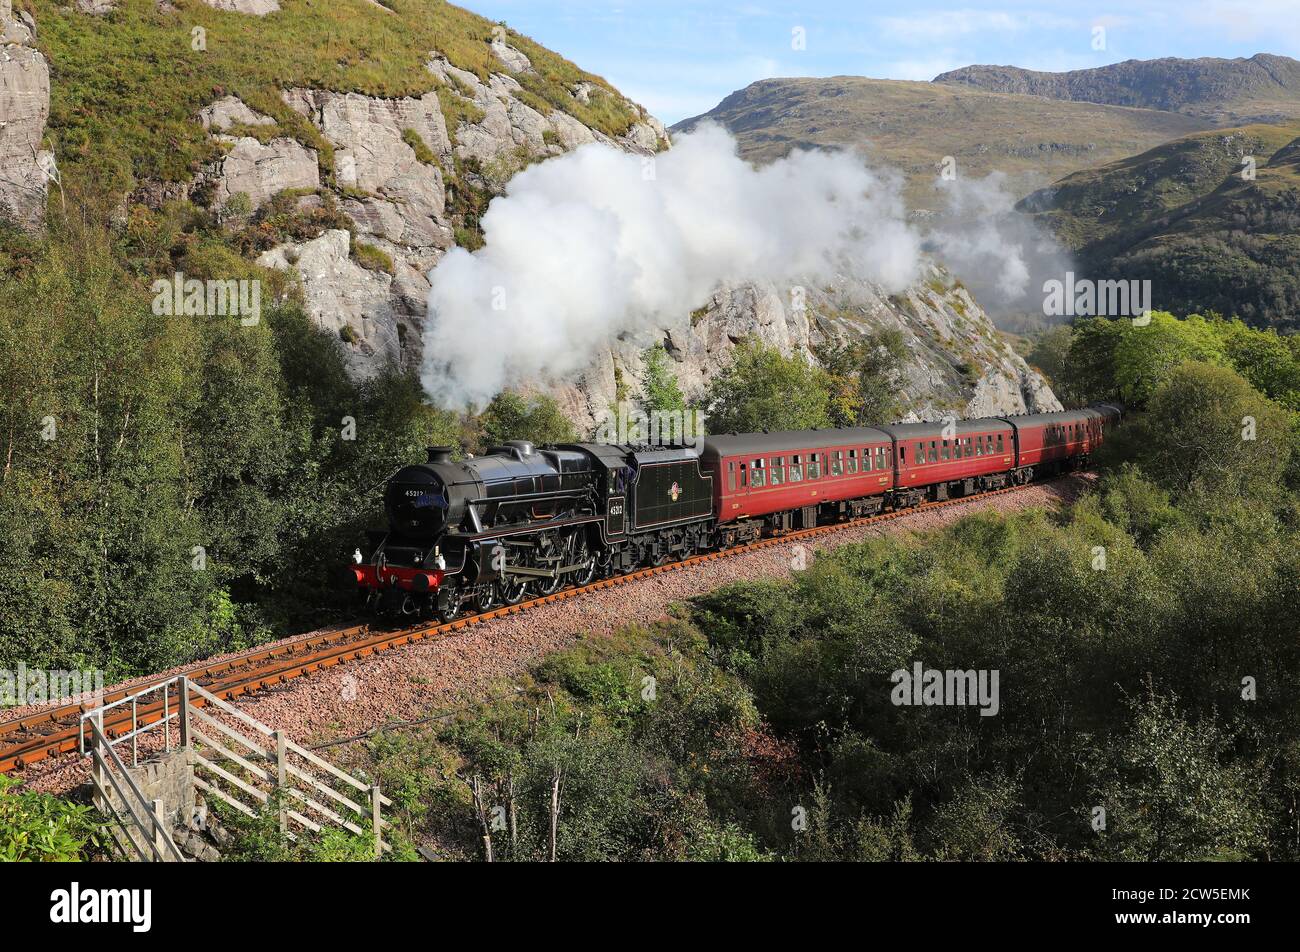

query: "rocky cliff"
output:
553 265 1060 432
248 43 666 381
0 0 52 231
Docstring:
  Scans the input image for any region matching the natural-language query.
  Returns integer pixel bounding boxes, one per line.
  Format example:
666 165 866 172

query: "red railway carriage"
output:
876 418 1016 503
700 426 896 540
1006 406 1116 472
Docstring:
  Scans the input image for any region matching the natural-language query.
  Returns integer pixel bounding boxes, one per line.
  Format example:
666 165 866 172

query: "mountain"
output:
0 0 1059 429
672 76 1209 212
1019 124 1300 327
934 54 1300 126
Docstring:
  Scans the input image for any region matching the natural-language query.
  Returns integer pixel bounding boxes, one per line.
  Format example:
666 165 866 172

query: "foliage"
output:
814 329 907 426
476 391 576 450
0 775 102 862
703 340 834 434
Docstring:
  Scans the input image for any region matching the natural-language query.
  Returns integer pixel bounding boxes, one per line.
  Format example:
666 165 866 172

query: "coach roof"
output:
875 417 1014 440
702 427 893 457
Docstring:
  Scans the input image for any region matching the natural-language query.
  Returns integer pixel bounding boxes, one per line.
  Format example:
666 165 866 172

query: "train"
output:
343 404 1123 620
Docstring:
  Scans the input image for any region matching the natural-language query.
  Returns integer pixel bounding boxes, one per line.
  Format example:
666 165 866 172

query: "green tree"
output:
1112 312 1227 405
479 391 576 449
703 340 833 434
1092 691 1264 861
815 329 907 426
1062 317 1125 404
1131 361 1290 496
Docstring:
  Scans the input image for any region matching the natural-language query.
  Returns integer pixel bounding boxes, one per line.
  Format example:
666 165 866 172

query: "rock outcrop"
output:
246 56 665 379
0 0 53 231
552 265 1060 433
201 0 280 14
256 229 402 379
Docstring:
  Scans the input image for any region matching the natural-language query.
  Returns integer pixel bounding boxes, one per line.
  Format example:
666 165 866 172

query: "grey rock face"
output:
210 135 319 211
551 264 1060 434
199 95 276 132
0 2 52 231
489 37 533 74
257 229 403 380
201 0 280 14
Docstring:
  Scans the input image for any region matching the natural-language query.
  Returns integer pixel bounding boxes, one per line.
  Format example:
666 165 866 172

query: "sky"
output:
461 1 1300 125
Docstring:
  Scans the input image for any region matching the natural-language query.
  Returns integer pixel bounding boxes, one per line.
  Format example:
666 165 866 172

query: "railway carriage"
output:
347 404 1123 621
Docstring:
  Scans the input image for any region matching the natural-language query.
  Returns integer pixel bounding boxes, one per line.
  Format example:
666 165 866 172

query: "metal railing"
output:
80 675 391 859
80 708 186 862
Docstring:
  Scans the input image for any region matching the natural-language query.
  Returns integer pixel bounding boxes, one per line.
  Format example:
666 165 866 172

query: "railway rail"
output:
0 479 1057 775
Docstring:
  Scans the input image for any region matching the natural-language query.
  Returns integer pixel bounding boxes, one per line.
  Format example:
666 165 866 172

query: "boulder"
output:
209 135 319 210
201 0 280 14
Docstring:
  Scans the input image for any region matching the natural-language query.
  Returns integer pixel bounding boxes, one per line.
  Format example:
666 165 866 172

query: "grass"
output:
27 0 640 202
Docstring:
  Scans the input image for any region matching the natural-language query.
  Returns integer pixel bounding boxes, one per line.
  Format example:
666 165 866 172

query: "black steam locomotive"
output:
345 440 713 620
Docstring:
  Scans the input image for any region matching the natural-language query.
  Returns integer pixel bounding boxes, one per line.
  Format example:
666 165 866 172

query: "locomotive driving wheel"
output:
570 535 597 586
499 574 532 605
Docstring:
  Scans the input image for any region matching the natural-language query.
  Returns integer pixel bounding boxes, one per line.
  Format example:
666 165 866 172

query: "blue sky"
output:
461 1 1300 125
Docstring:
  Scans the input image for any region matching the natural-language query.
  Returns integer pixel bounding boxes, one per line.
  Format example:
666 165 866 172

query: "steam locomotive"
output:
344 405 1122 620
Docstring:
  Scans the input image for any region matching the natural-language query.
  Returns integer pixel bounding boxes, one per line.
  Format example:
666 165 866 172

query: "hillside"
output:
1020 124 1300 327
672 76 1209 211
935 54 1300 126
0 0 1059 426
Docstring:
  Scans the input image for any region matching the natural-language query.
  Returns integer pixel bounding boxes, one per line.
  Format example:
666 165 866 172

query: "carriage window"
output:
965 438 974 458
831 451 844 477
808 453 821 479
878 447 888 470
770 457 785 486
928 441 938 463
789 454 804 482
915 442 925 466
740 462 748 487
942 440 951 461
728 461 737 492
847 449 858 474
975 436 984 457
751 458 766 489
996 433 1004 453
900 446 908 466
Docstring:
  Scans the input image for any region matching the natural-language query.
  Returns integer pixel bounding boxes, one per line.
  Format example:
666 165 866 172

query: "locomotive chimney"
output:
426 446 453 464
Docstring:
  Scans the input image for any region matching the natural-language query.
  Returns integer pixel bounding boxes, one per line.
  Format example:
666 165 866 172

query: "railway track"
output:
0 480 1054 775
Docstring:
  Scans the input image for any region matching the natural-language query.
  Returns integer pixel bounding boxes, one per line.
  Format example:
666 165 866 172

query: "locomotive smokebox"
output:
426 446 454 464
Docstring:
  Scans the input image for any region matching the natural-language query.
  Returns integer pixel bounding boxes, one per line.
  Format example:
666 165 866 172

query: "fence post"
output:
152 798 167 862
177 676 190 748
274 730 287 835
371 785 382 860
90 709 104 812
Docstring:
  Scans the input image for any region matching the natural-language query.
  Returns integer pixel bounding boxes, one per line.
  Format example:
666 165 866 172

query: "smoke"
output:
421 126 1072 409
421 124 922 409
921 172 1074 317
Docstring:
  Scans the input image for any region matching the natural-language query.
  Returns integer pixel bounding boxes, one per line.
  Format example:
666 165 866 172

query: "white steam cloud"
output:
922 172 1075 315
421 124 922 409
